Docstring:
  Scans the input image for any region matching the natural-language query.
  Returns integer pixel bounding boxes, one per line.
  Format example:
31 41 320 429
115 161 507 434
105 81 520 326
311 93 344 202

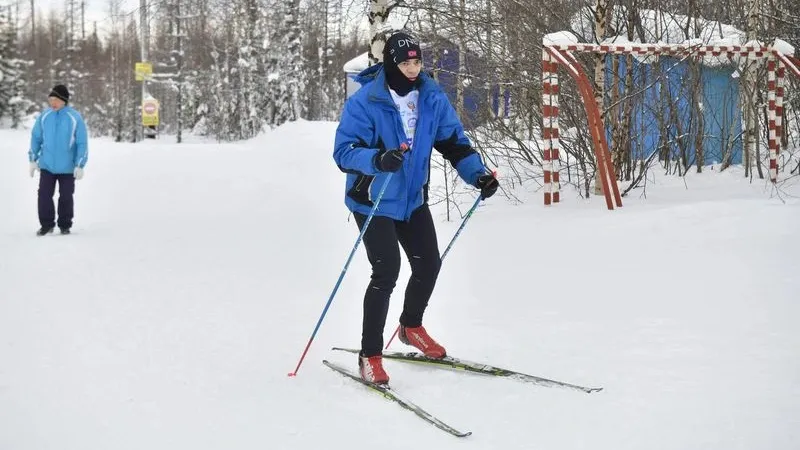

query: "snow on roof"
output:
774 38 795 56
344 52 370 73
544 31 581 46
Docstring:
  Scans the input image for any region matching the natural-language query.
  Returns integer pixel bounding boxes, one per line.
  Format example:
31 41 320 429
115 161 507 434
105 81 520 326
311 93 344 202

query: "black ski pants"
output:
353 204 442 357
38 169 75 230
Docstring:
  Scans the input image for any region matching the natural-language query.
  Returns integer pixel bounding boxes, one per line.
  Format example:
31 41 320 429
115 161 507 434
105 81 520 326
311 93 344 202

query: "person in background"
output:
333 30 499 384
28 84 88 236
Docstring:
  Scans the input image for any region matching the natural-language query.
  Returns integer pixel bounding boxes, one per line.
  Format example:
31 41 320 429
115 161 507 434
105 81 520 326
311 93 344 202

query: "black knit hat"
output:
381 31 423 96
49 84 70 103
383 31 422 66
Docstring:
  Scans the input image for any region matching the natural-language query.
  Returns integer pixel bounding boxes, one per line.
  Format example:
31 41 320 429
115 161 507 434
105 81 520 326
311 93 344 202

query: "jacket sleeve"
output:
73 113 89 168
333 98 380 176
432 96 486 186
29 113 43 162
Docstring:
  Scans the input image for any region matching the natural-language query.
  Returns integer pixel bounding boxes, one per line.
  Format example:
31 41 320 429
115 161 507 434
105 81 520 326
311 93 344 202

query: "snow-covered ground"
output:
1 122 798 450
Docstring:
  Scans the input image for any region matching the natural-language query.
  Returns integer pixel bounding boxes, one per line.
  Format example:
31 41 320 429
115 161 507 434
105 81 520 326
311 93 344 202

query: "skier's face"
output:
48 96 65 110
398 59 422 81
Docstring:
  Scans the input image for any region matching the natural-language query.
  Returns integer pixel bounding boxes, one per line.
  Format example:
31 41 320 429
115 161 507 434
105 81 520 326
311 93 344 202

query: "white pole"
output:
140 0 148 139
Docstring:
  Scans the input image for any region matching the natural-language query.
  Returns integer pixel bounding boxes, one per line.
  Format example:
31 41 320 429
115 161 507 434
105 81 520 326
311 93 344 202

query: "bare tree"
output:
738 0 760 177
592 0 609 195
368 0 405 66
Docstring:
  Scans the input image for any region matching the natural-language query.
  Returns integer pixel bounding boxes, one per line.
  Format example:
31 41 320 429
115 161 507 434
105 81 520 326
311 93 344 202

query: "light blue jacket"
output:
29 106 89 174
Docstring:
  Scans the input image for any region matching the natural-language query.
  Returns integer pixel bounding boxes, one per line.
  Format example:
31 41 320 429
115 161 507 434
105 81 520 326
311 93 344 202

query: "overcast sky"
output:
31 0 413 44
32 0 138 37
33 0 367 35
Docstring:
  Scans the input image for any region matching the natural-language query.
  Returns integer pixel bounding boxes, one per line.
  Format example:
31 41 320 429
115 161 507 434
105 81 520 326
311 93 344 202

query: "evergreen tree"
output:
0 6 32 128
267 0 304 128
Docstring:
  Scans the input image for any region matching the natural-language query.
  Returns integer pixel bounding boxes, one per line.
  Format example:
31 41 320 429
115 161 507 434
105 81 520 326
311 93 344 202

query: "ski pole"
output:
384 193 484 349
289 144 409 377
441 194 483 261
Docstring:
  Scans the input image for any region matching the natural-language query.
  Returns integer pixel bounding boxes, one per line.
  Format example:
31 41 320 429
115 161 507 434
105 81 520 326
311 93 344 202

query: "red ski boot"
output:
399 325 447 359
358 354 390 385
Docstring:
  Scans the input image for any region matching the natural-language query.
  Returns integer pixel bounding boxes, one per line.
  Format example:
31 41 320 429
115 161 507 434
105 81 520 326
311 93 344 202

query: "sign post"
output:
135 61 157 139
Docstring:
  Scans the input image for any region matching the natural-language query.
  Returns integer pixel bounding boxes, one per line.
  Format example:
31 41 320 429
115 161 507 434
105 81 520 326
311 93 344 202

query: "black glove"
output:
374 148 405 172
476 173 499 199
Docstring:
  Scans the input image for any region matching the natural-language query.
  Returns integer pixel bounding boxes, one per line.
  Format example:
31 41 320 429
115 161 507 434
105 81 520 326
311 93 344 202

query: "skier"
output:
333 30 499 384
28 84 89 236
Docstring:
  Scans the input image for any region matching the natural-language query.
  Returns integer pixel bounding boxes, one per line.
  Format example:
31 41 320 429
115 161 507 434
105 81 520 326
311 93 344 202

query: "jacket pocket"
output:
347 174 375 207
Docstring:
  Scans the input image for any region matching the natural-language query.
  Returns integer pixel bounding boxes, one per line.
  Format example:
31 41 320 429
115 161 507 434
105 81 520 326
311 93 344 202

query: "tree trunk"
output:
593 0 608 195
486 0 495 120
456 0 466 120
175 0 183 143
368 0 392 66
620 0 637 180
742 0 760 178
691 59 704 172
30 0 35 51
609 54 621 173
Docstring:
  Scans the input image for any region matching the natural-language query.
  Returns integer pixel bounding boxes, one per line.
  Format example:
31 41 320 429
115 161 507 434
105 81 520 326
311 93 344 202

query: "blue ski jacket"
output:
333 64 487 221
29 106 89 175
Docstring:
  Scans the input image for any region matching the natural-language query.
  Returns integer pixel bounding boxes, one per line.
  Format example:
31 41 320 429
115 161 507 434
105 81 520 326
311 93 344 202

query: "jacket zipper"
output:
367 177 375 203
395 103 411 220
406 93 423 221
369 77 427 220
354 175 367 192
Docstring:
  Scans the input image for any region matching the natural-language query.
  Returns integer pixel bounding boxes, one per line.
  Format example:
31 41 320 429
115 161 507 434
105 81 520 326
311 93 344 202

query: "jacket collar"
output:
355 64 437 108
48 106 73 115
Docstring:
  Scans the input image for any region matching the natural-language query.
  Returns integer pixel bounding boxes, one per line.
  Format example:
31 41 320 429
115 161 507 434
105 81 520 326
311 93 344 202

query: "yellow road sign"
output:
135 62 152 81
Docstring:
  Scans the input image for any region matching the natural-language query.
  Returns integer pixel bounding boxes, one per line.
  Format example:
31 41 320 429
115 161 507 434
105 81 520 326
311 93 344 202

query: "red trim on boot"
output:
399 325 447 358
359 355 390 384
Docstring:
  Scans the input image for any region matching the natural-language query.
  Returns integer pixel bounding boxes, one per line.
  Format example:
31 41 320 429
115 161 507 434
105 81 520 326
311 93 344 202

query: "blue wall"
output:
427 45 509 129
604 56 742 166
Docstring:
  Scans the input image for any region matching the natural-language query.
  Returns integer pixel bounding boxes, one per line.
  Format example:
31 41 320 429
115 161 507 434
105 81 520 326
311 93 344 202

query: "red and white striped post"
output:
776 62 786 176
545 46 622 210
542 49 560 204
773 54 800 181
767 57 779 182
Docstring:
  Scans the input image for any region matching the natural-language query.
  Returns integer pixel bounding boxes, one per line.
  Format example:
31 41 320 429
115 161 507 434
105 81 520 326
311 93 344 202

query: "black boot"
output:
59 227 71 235
36 226 54 236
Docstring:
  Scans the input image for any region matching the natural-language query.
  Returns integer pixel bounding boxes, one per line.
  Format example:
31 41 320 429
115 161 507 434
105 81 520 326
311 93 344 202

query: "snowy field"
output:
1 122 799 450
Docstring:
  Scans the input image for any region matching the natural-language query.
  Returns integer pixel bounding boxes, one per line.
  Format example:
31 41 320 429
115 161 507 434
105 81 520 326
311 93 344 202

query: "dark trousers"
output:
38 170 75 229
353 204 442 357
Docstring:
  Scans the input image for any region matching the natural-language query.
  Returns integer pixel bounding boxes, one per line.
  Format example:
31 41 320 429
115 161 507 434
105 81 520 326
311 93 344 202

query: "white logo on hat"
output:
397 38 416 47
